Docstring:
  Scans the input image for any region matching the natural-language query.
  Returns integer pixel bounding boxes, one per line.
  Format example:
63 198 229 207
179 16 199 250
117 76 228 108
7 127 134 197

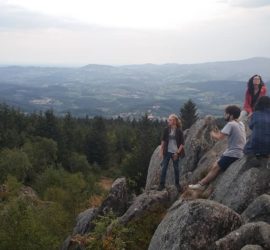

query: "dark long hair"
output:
254 96 270 111
247 74 265 107
247 74 265 95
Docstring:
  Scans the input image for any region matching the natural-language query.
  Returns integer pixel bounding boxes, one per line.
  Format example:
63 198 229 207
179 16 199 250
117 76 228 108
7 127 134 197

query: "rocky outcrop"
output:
64 115 270 250
214 222 270 250
98 177 128 216
145 146 167 190
118 187 178 225
62 177 129 250
148 199 242 250
180 116 218 174
72 208 98 235
242 194 270 224
146 116 270 250
210 156 270 213
146 117 270 250
188 139 227 183
145 116 218 190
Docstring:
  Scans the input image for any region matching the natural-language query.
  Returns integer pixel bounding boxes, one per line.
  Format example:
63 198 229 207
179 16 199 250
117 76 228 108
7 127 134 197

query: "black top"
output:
161 127 184 156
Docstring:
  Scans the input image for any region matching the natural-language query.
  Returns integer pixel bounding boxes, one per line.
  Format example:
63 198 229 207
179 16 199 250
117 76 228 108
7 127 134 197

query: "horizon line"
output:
0 56 269 68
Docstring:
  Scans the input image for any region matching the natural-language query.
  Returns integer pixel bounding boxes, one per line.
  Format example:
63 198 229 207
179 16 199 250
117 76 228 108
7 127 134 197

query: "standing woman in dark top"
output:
158 114 184 192
239 74 267 121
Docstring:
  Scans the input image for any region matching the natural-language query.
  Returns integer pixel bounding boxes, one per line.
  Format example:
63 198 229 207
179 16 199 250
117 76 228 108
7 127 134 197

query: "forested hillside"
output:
0 104 164 249
1 57 269 118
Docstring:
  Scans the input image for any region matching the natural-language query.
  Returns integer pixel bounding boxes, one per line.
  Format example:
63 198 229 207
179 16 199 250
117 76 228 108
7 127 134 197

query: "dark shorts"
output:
218 156 239 171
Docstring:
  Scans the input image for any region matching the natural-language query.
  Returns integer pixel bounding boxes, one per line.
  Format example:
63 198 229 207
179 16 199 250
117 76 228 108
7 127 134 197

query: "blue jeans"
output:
160 152 181 186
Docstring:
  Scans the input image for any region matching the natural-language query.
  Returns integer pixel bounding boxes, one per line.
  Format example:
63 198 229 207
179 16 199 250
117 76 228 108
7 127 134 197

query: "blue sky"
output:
0 0 270 65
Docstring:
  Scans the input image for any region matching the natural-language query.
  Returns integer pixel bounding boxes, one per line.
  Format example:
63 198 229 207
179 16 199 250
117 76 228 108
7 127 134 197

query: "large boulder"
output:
61 208 98 250
215 222 270 250
148 199 242 250
72 208 99 235
181 116 218 175
145 116 218 190
118 187 178 225
98 177 128 216
188 139 227 184
242 194 270 224
145 146 173 190
62 177 129 250
210 156 270 213
241 245 264 250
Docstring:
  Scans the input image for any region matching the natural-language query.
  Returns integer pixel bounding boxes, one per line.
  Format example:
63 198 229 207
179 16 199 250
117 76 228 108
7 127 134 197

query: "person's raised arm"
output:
210 130 227 140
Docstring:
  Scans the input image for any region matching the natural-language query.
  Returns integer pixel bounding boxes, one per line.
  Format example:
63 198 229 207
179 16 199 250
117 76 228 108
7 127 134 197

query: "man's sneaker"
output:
157 185 165 191
188 183 206 191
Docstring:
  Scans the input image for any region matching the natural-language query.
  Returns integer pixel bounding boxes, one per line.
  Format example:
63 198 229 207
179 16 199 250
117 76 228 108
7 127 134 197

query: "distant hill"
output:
0 57 269 118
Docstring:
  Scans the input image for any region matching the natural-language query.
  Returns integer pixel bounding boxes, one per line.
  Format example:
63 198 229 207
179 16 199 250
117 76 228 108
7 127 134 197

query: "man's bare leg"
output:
189 162 221 190
199 162 221 186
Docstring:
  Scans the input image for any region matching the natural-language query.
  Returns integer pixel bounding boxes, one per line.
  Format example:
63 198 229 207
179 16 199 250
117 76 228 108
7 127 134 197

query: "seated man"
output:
244 96 270 159
189 105 246 190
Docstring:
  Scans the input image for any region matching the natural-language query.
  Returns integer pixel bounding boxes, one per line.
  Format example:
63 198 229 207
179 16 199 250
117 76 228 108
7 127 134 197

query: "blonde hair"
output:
169 114 182 128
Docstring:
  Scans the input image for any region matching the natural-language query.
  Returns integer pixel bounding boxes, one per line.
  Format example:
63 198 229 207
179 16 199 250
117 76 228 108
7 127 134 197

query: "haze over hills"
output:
0 57 269 118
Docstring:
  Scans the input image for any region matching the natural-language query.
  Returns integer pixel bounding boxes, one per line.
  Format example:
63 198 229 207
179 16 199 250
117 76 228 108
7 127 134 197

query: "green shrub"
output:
0 198 70 250
86 206 166 250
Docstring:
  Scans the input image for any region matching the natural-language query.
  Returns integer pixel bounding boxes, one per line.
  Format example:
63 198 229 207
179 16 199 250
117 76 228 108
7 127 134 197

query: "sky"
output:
0 0 270 66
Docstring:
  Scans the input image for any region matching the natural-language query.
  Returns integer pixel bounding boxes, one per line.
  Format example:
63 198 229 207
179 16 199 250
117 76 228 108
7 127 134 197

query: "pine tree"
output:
85 116 109 168
180 99 199 130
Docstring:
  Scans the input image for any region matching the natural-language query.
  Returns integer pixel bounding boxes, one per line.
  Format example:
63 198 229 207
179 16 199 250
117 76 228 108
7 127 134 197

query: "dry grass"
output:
98 177 114 191
88 195 104 208
87 177 114 208
180 186 214 200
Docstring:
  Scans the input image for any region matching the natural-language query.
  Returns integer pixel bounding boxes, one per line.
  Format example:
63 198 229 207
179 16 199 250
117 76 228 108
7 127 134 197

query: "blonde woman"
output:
158 114 185 192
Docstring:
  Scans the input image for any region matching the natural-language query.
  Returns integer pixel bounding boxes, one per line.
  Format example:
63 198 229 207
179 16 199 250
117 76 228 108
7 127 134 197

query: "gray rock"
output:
145 146 176 191
215 222 270 250
61 208 99 250
241 245 264 250
181 116 218 175
145 117 218 190
118 188 178 225
73 208 99 235
210 156 270 213
148 199 242 250
98 177 128 216
61 235 87 250
188 139 227 184
65 243 86 250
62 178 128 250
242 194 270 224
61 236 72 250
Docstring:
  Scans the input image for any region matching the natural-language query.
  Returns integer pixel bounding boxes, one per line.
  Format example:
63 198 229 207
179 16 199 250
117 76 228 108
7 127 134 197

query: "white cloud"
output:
3 0 226 29
0 0 269 65
228 0 270 8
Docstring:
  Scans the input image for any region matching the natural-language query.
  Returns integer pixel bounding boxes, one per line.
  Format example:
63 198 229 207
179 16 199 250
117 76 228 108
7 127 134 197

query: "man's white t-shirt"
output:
221 120 246 158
